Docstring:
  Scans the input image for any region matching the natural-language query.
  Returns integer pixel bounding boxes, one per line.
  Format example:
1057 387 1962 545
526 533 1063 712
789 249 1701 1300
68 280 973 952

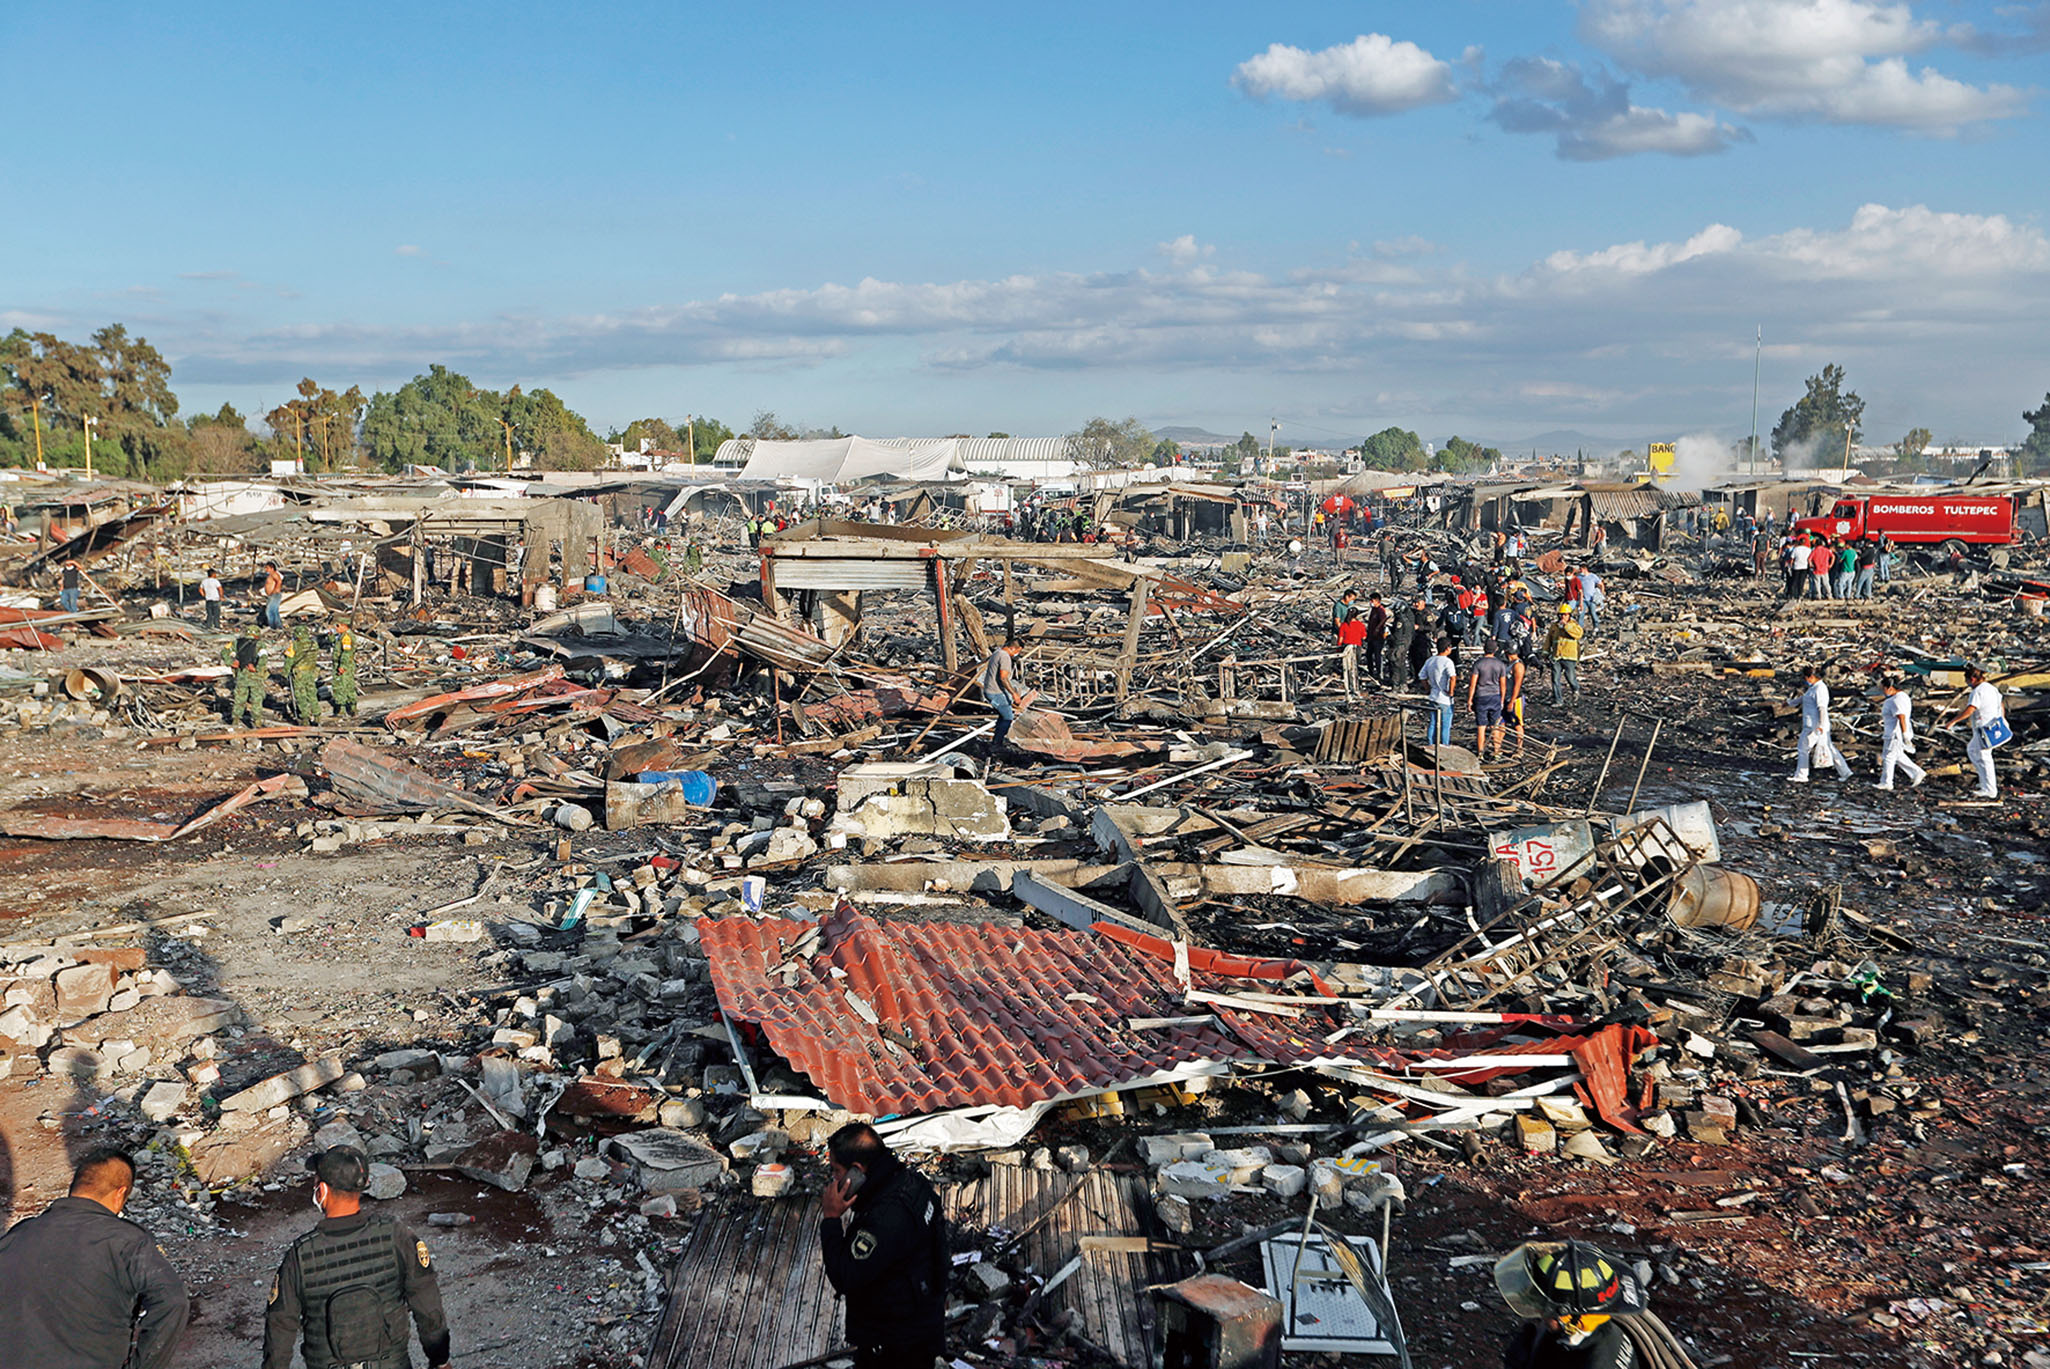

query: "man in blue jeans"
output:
59 560 82 613
1419 637 1457 745
980 630 1028 759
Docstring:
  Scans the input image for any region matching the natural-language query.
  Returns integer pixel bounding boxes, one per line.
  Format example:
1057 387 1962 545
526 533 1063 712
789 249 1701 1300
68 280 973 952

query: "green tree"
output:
187 403 262 474
2020 393 2050 476
0 325 185 476
1066 416 1156 469
1893 427 1933 462
1359 426 1425 470
1771 364 1864 468
618 417 682 453
749 409 798 441
1436 436 1500 474
265 378 366 472
986 431 1011 439
690 416 734 463
510 386 607 471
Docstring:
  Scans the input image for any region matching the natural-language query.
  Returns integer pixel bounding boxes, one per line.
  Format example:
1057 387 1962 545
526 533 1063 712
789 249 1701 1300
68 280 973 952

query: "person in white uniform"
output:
1874 676 1925 790
1790 664 1852 782
1943 665 2007 799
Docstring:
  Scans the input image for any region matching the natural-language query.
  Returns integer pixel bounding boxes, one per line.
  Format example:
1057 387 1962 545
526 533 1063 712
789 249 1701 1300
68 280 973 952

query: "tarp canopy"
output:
733 438 961 484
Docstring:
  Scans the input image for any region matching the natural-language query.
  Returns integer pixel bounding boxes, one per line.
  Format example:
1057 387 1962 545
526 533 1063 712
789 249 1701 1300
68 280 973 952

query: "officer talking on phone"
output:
817 1122 948 1368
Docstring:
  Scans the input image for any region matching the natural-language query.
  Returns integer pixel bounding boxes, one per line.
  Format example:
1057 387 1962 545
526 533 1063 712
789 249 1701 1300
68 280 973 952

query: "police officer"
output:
818 1122 947 1368
287 625 320 723
0 1145 189 1369
225 620 267 728
264 1146 450 1369
330 624 359 718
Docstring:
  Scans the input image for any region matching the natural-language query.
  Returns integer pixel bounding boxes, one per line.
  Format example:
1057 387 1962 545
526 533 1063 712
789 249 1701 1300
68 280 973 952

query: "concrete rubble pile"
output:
0 475 2046 1368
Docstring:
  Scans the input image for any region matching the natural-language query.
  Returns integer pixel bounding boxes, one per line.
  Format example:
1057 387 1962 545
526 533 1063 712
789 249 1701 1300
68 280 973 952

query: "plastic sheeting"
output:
734 437 961 484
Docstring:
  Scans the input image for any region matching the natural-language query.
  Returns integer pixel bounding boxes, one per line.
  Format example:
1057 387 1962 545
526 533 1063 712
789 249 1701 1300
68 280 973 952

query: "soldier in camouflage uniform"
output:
330 625 358 718
223 624 266 728
286 626 320 724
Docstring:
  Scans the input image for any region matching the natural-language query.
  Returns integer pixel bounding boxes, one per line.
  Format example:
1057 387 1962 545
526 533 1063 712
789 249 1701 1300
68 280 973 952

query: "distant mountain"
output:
1478 429 1634 456
1151 425 1242 446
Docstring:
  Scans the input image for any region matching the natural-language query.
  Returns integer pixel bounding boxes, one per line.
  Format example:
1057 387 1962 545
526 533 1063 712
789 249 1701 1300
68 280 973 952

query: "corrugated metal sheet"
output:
646 1170 1190 1369
1585 489 1659 521
769 557 929 592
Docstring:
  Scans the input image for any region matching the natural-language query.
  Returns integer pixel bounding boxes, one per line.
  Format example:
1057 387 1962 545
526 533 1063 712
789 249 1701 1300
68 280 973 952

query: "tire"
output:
1939 538 1966 560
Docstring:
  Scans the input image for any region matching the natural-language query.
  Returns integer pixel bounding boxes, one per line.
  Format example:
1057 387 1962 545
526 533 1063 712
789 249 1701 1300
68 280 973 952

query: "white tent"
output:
727 437 961 484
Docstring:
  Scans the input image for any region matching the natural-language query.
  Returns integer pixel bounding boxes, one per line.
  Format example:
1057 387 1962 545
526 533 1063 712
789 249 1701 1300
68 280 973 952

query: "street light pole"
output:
1749 325 1762 471
83 414 96 480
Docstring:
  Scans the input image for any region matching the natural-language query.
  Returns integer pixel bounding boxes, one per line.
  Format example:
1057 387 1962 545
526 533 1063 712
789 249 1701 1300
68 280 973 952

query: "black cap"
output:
308 1145 369 1192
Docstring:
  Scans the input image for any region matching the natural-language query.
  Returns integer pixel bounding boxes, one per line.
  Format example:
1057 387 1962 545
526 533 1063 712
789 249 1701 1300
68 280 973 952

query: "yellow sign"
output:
1646 442 1676 477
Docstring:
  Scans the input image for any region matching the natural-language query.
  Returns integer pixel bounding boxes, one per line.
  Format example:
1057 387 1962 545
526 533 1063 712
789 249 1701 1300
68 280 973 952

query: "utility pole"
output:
294 408 305 472
28 393 44 468
1265 418 1277 475
1749 325 1762 472
686 415 695 466
82 413 96 480
500 417 514 472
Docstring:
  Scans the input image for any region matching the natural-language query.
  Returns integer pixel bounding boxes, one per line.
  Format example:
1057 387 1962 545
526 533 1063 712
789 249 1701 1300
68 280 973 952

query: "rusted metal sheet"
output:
319 738 513 821
679 582 838 674
382 665 566 727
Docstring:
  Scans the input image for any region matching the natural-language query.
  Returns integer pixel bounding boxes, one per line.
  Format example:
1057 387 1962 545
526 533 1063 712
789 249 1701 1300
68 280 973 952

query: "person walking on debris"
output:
262 560 285 627
1405 596 1434 689
1420 637 1457 745
980 629 1029 761
1853 538 1879 599
199 565 223 630
1576 568 1605 635
264 1147 450 1369
1468 640 1511 756
1876 675 1926 791
1337 605 1367 699
1790 664 1852 783
330 624 359 718
1504 646 1527 752
225 622 266 728
1945 664 2008 799
1363 591 1389 683
60 558 84 613
818 1122 948 1369
286 625 320 724
1494 1240 1660 1369
1545 604 1582 706
1388 594 1416 686
0 1146 189 1369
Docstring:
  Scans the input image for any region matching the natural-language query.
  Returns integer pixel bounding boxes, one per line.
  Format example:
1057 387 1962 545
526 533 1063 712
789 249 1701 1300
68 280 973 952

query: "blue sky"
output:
4 1 2048 449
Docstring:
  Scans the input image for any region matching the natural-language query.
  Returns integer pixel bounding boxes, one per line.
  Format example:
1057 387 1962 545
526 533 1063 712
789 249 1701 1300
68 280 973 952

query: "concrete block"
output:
219 1055 346 1112
1157 1159 1233 1200
54 963 116 1022
1261 1163 1307 1199
967 1261 1013 1298
751 1162 795 1199
1140 1132 1214 1168
139 1080 187 1122
365 1163 407 1200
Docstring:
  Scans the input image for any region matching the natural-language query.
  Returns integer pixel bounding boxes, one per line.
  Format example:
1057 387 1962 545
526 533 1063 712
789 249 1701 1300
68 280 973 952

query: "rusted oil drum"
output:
1667 864 1761 931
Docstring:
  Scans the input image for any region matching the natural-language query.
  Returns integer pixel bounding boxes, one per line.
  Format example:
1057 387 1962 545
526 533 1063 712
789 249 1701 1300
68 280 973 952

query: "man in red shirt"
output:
1337 610 1368 699
1809 541 1834 598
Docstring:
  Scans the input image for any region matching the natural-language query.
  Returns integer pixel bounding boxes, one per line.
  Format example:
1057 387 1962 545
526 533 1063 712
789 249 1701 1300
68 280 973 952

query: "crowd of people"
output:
1329 534 1611 757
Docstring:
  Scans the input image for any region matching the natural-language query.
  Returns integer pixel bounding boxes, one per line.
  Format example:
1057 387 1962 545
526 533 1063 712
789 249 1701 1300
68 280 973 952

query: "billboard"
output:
1646 442 1676 477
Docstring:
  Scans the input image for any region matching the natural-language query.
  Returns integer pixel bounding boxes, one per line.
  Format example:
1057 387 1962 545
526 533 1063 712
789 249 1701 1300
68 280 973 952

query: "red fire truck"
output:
1793 493 2015 557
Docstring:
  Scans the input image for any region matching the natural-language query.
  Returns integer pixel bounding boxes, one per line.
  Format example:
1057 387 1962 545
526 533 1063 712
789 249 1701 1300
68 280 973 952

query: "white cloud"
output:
1536 223 1746 279
106 203 2050 443
394 244 426 257
1233 34 1460 117
1157 234 1214 266
1581 0 2029 130
1487 55 1749 159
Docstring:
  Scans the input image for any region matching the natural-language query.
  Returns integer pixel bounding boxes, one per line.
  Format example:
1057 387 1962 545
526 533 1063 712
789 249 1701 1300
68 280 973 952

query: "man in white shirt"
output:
1419 637 1457 746
1790 665 1851 782
1944 665 2006 799
198 566 223 631
1875 677 1925 791
1787 540 1813 600
1575 569 1606 634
